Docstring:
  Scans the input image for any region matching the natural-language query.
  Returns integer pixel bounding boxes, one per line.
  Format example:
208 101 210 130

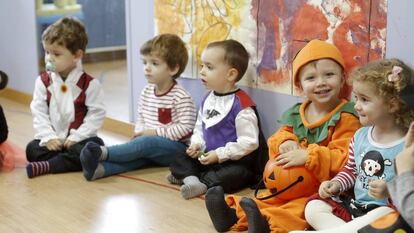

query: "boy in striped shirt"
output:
79 34 197 181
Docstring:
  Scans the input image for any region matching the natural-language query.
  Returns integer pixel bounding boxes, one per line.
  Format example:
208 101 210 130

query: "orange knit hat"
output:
292 39 345 87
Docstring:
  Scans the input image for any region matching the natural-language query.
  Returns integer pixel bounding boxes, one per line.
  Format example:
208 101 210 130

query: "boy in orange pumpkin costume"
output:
205 40 361 233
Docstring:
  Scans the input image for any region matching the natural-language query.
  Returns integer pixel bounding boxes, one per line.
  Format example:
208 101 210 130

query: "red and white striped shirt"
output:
134 83 197 144
333 138 357 192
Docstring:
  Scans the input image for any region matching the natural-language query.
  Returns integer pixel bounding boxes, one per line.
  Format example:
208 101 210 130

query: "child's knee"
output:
305 200 331 221
25 140 41 161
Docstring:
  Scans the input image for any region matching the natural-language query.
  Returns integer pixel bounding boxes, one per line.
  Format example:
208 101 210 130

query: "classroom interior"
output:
0 0 413 232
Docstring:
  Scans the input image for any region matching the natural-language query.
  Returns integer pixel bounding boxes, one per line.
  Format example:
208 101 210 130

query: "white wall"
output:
0 0 38 93
125 0 154 121
386 0 414 67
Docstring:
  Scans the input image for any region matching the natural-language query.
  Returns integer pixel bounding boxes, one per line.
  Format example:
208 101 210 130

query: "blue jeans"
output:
102 136 186 177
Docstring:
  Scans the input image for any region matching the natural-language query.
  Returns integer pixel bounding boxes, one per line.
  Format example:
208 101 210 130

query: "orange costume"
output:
225 99 361 232
0 105 27 172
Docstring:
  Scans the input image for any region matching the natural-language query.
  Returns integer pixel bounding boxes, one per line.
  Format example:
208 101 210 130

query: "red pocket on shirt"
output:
158 108 172 124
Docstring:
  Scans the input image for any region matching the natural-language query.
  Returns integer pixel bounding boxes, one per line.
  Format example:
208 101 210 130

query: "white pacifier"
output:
46 61 56 72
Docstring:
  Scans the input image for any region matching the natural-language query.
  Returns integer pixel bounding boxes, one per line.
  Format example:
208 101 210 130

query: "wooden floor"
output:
0 97 251 233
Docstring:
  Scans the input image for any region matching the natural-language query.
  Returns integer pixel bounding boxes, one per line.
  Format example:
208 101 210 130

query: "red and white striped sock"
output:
26 161 50 178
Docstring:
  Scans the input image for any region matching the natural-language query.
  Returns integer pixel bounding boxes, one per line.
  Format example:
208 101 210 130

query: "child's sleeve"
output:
31 77 58 145
155 94 197 141
214 107 259 162
0 105 8 143
190 110 205 149
387 171 414 229
332 137 358 192
134 93 145 134
67 79 105 142
305 113 360 182
267 125 299 160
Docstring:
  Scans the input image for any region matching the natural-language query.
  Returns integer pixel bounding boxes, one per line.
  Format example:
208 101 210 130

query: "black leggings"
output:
170 153 255 193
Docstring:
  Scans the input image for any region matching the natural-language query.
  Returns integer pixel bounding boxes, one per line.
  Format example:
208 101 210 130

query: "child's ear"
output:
295 86 304 96
226 68 238 82
169 64 180 77
74 49 84 59
340 72 346 87
388 97 400 113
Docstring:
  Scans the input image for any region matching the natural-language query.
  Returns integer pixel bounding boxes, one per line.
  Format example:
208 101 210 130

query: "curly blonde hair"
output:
349 58 414 128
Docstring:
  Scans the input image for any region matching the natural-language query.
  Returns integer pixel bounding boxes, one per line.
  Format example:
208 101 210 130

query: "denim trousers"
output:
102 136 186 177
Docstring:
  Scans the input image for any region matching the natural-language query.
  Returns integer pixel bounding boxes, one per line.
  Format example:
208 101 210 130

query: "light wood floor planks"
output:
0 96 250 233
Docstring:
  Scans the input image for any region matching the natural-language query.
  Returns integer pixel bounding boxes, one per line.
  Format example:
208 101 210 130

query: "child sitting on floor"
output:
79 33 197 181
25 17 105 178
167 39 267 200
292 58 414 233
205 39 361 233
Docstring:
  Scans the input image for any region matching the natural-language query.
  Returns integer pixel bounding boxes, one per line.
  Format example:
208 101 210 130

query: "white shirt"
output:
191 91 259 163
31 62 106 146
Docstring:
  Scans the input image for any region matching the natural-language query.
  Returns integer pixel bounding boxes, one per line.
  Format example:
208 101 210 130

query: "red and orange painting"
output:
154 0 387 95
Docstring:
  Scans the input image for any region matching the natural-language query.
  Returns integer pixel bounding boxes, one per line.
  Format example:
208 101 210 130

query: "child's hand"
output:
46 139 63 151
368 180 389 200
186 144 201 158
395 122 414 175
199 151 219 165
279 140 300 154
134 129 156 138
141 129 157 136
132 132 141 139
63 139 76 149
274 149 308 168
319 180 341 198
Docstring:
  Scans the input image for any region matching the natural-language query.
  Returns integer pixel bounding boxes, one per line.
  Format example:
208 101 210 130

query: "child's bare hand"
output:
46 139 62 151
274 149 308 168
186 144 201 158
199 151 219 165
368 180 389 200
319 180 341 198
132 131 142 139
395 122 414 175
63 139 76 149
279 140 300 154
132 129 157 139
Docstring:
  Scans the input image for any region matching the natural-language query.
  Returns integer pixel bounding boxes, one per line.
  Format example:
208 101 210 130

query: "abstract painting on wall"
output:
154 0 387 95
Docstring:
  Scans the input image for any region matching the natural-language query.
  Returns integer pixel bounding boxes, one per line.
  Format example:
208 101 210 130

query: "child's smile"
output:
299 59 343 106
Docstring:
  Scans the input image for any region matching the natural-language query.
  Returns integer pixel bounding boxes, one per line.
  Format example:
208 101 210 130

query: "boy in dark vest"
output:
168 39 267 199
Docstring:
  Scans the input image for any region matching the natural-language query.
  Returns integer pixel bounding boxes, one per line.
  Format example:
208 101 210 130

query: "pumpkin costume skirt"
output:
225 192 310 233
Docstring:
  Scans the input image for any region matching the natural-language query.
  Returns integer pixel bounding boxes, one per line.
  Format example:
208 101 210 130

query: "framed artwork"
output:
154 0 387 95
